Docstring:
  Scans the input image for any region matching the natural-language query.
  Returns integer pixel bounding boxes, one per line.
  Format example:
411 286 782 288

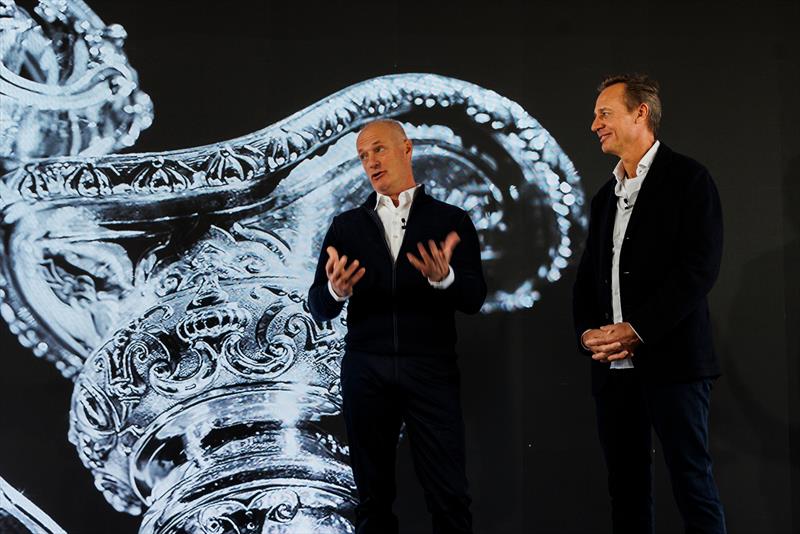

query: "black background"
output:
1 1 798 532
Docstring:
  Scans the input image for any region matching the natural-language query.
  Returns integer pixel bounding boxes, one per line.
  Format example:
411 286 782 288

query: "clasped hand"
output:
582 322 641 362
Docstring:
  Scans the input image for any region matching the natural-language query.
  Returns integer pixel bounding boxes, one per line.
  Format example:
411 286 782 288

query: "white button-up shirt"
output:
328 184 454 301
376 184 419 261
609 140 659 369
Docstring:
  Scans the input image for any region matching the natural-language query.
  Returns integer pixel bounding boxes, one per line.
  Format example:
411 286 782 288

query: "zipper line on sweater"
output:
366 207 399 353
365 197 421 355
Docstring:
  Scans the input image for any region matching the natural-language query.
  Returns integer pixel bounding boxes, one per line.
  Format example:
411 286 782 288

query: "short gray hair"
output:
599 74 662 135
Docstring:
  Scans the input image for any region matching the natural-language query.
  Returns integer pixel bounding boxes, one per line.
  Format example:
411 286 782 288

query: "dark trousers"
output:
341 350 472 534
595 371 726 534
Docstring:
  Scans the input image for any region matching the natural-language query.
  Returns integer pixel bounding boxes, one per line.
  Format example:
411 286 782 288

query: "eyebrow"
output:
358 140 384 151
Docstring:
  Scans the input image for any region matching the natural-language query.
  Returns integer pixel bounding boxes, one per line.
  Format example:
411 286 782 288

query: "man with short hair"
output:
308 119 486 534
573 74 727 533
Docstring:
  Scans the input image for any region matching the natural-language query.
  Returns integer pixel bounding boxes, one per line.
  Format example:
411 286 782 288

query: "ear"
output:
636 103 649 124
404 138 413 158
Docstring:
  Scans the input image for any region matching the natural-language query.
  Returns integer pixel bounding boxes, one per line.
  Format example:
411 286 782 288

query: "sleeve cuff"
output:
428 266 455 289
628 322 644 343
328 280 349 302
580 329 592 350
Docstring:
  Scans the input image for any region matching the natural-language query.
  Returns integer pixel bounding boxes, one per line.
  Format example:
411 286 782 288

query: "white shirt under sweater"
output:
328 184 455 301
609 140 659 369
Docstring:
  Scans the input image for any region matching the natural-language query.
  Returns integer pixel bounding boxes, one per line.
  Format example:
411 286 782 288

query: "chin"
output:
600 142 618 156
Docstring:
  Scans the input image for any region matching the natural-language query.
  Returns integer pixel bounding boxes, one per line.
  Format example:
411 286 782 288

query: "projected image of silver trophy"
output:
0 2 585 532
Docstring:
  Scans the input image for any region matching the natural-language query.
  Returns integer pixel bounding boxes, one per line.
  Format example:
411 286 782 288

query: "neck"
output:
620 135 656 179
388 177 416 206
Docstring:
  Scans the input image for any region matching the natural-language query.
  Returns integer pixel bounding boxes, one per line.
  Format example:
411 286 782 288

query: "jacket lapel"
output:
623 143 671 238
596 182 617 274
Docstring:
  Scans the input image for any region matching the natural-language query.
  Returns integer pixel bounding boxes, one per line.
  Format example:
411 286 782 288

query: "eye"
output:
375 146 384 153
358 153 367 161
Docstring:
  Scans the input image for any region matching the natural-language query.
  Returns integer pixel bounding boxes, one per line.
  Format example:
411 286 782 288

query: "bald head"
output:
355 119 415 202
357 119 408 144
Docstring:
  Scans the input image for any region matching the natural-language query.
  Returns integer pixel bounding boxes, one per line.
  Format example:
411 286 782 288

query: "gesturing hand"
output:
326 246 366 298
406 231 461 282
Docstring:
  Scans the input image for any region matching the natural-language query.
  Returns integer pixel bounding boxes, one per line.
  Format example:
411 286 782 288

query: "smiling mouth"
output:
599 133 611 143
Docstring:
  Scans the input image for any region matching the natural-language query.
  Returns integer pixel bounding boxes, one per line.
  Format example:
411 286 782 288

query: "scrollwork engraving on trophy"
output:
65 226 354 533
1 6 585 528
0 0 153 164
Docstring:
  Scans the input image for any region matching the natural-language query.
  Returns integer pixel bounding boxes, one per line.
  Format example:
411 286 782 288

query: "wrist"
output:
327 280 350 302
428 266 455 289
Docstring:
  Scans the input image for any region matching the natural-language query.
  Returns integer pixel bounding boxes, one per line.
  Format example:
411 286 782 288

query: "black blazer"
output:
308 186 487 357
572 143 723 392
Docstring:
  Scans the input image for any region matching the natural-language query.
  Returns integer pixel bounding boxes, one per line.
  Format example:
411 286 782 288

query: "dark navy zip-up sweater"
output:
308 186 487 357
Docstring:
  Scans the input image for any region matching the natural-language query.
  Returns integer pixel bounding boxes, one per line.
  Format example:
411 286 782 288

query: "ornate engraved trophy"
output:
0 1 585 532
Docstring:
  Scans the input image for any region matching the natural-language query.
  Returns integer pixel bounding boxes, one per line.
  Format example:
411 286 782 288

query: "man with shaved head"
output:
308 119 486 534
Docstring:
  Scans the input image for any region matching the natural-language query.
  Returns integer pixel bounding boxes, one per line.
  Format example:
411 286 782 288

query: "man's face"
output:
591 83 642 157
356 123 414 197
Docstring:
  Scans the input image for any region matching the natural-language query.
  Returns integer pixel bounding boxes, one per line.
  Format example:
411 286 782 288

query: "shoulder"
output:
423 195 472 224
427 195 466 216
332 206 369 225
658 144 714 186
594 179 616 198
588 179 615 210
325 207 371 240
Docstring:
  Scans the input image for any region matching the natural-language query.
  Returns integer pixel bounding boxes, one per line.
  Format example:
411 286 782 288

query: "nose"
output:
591 115 601 133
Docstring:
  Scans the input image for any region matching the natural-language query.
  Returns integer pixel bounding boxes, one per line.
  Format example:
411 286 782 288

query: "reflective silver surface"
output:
0 475 67 534
0 3 585 532
0 0 152 163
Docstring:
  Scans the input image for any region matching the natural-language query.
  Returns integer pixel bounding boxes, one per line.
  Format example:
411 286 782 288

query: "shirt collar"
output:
612 140 661 183
375 183 420 210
